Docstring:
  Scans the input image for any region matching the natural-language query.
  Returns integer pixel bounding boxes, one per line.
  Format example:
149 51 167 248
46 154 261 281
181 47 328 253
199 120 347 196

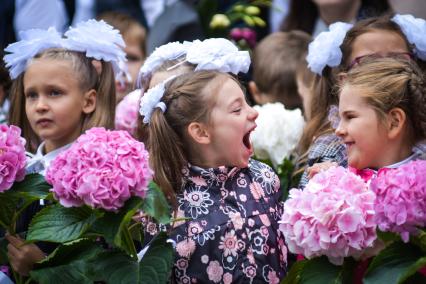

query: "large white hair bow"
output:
4 27 64 79
186 38 250 75
307 22 353 75
392 14 426 61
64 19 126 72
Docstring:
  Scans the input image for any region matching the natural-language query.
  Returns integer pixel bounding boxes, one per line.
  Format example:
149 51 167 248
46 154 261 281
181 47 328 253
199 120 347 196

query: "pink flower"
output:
223 272 233 284
219 230 239 257
206 261 223 283
114 89 141 137
176 238 196 257
46 128 153 211
0 124 26 192
268 270 280 284
371 160 426 242
279 166 377 265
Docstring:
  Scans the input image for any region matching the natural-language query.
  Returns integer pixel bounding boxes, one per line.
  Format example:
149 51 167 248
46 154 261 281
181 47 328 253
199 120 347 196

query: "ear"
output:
82 89 97 114
187 122 211 145
386 107 406 139
249 81 264 105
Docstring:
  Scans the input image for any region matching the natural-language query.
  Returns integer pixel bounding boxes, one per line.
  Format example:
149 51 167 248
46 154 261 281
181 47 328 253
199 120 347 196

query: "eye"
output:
25 91 38 99
232 108 241 114
49 89 62 97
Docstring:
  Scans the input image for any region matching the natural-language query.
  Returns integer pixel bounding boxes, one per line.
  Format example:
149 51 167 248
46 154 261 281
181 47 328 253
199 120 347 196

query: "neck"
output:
375 143 413 169
318 0 361 25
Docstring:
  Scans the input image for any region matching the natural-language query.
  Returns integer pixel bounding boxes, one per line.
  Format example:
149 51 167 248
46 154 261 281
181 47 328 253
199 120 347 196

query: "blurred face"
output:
206 78 259 168
116 37 145 102
24 58 94 153
348 30 409 67
335 85 389 169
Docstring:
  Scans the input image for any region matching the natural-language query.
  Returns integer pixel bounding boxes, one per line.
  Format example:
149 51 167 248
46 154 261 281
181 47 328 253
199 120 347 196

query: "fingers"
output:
5 234 24 248
307 161 338 179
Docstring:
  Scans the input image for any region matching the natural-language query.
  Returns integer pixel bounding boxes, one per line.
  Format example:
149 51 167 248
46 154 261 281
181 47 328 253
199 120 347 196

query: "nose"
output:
35 96 49 112
335 120 346 137
248 106 258 121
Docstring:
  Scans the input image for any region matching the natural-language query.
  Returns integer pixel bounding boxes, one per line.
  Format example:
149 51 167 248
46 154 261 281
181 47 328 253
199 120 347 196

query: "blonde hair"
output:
147 71 230 205
342 57 426 143
9 48 116 152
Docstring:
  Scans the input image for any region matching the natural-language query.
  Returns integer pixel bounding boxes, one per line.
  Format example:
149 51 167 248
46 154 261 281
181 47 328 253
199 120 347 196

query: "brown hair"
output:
9 48 116 152
252 31 311 109
135 58 196 143
97 11 147 59
341 57 426 143
298 14 418 154
147 71 229 205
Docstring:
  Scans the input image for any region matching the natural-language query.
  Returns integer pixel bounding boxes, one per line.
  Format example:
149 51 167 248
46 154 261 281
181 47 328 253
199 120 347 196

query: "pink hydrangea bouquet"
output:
0 124 26 192
371 160 426 242
114 89 141 137
46 127 153 211
279 166 377 265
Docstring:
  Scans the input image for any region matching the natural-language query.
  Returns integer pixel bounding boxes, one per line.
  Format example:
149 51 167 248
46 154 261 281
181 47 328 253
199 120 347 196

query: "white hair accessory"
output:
307 22 353 75
139 75 177 124
64 19 126 72
392 14 426 61
186 38 250 74
4 27 64 79
137 41 192 88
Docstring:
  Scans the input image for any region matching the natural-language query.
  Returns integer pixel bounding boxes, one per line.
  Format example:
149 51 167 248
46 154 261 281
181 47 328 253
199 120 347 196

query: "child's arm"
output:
6 234 45 276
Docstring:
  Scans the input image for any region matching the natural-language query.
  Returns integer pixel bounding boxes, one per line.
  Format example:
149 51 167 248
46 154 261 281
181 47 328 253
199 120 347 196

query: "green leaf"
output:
141 182 171 224
30 238 102 284
299 256 343 284
139 232 175 284
27 205 96 243
91 232 174 284
0 191 19 231
90 197 143 257
281 260 306 284
376 230 400 244
10 173 51 200
364 241 425 284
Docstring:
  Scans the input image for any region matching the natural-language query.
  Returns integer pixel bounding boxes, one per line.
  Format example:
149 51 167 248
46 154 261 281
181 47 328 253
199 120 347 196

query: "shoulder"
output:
246 159 281 195
308 133 347 166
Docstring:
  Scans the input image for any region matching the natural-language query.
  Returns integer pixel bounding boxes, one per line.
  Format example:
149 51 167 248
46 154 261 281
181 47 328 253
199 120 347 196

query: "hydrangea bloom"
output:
251 103 304 167
115 89 142 136
46 128 153 211
371 160 426 242
0 124 26 192
279 166 377 265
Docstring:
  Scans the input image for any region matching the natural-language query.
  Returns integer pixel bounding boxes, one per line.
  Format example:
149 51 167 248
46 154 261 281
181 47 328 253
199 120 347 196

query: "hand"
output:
307 161 338 179
6 234 45 276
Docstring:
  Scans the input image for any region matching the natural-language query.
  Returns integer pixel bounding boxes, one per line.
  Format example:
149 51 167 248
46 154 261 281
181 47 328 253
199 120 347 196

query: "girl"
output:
142 71 287 283
336 57 426 170
298 14 426 187
3 20 123 277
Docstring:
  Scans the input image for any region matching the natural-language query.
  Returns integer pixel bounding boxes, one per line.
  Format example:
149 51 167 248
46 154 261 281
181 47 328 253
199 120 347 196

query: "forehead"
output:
349 30 409 61
339 84 368 108
213 77 244 105
24 58 77 86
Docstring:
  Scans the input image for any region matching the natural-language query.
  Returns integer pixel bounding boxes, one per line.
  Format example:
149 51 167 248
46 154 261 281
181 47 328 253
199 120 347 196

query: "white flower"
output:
186 38 250 74
138 41 192 86
4 27 64 79
139 75 176 124
392 14 426 60
307 22 353 75
251 103 305 167
64 19 126 70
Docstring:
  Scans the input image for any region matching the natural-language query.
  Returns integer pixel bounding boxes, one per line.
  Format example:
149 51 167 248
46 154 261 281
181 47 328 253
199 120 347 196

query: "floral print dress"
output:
143 159 287 283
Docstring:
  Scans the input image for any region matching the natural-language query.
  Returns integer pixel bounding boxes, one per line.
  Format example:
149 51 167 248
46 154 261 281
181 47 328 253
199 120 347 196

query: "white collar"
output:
26 142 73 175
383 153 418 169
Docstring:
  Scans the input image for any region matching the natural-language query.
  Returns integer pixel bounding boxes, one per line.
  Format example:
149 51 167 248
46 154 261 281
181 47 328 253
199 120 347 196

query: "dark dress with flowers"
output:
143 159 287 283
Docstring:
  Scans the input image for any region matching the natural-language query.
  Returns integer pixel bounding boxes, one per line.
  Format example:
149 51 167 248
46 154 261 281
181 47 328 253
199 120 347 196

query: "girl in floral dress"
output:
141 70 287 283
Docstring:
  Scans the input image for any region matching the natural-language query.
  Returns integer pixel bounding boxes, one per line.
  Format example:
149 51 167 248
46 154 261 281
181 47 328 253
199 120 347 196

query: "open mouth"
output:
243 130 253 151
